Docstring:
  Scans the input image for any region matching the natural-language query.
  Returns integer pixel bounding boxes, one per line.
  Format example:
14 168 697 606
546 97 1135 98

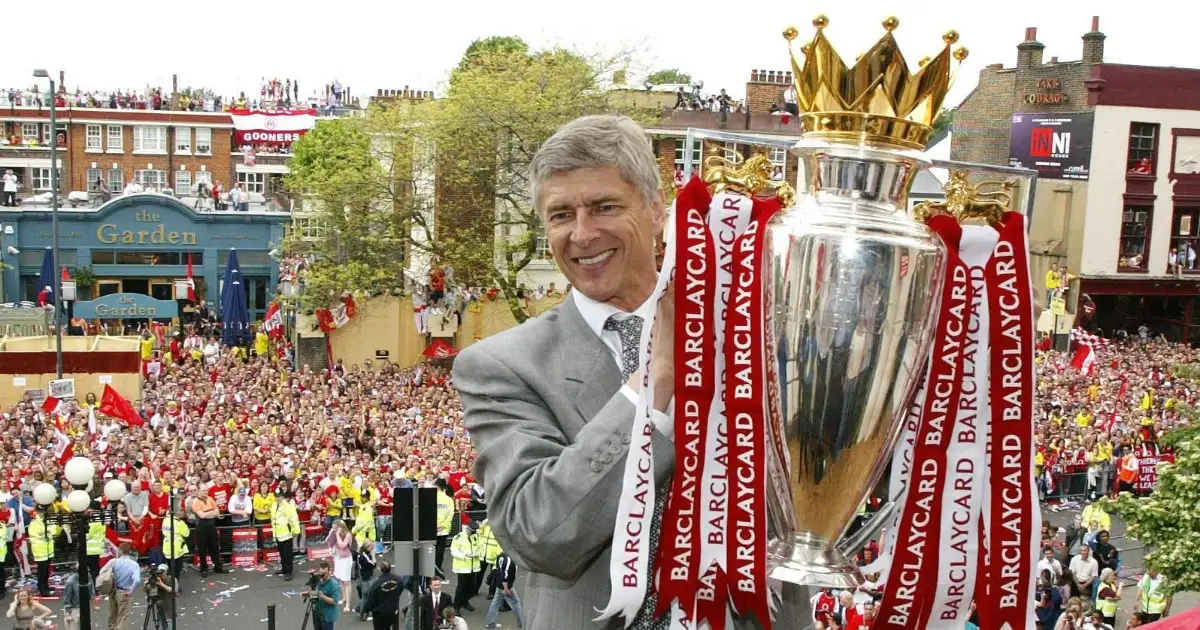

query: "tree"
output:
285 44 658 322
455 36 529 74
284 118 409 309
646 69 692 85
933 108 955 137
1103 362 1200 596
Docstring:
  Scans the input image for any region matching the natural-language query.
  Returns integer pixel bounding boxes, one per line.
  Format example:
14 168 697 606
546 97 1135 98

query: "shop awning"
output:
422 339 457 359
1144 608 1200 629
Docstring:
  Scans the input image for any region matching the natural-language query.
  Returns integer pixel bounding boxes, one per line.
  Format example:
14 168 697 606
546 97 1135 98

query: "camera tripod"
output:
298 592 323 630
141 596 168 630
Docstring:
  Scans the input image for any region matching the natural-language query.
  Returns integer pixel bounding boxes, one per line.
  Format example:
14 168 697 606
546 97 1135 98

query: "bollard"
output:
268 604 276 630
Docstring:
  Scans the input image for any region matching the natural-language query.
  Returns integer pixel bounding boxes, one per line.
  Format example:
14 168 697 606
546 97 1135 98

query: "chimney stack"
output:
1082 16 1105 65
1049 56 1059 64
1017 26 1045 69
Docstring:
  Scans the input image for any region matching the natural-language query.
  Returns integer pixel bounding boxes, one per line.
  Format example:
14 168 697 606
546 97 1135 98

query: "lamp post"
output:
37 458 129 630
32 69 62 378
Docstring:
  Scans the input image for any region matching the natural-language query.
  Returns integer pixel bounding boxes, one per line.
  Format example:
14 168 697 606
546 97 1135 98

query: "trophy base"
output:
766 534 862 590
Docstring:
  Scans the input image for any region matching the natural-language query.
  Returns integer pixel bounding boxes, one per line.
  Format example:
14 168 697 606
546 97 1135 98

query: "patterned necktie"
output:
604 315 643 381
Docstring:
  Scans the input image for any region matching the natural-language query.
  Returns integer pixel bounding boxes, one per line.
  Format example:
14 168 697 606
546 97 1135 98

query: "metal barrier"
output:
1043 469 1092 502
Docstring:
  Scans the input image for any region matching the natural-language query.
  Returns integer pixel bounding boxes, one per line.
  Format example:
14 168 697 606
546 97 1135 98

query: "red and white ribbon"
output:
982 213 1040 630
596 187 682 626
724 199 779 629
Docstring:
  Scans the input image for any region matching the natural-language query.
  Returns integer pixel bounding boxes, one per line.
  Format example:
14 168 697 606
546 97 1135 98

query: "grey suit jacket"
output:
454 297 808 630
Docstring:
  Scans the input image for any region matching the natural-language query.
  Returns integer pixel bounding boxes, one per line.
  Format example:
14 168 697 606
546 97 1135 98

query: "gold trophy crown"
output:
784 15 969 151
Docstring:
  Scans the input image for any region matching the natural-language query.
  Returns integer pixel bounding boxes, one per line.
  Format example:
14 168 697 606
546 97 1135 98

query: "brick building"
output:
0 107 236 200
951 16 1200 340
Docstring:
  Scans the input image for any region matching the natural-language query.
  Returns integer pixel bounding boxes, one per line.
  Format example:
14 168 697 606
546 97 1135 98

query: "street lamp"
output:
42 457 128 630
32 69 62 378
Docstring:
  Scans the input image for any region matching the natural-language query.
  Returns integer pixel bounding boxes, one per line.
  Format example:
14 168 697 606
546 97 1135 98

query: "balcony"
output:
655 108 803 136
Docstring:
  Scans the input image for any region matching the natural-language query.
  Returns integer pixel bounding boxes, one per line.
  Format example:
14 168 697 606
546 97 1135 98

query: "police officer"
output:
272 490 301 581
433 483 454 579
362 560 403 630
475 519 502 599
0 518 8 598
162 512 190 581
85 510 106 582
29 509 58 597
449 523 479 612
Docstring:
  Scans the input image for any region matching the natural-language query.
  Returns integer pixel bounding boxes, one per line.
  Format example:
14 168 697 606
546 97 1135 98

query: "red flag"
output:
1071 344 1096 376
343 294 357 320
41 396 61 415
263 302 284 340
53 416 74 466
186 253 197 301
99 384 144 427
61 267 70 281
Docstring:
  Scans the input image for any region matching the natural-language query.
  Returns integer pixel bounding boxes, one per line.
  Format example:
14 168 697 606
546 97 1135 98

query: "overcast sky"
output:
3 0 1193 109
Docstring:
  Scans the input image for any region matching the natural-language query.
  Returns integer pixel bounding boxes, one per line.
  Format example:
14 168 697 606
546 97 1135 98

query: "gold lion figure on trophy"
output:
703 153 796 207
913 169 1015 225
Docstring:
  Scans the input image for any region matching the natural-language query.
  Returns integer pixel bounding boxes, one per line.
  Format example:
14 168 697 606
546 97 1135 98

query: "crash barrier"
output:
1043 470 1091 502
40 512 413 570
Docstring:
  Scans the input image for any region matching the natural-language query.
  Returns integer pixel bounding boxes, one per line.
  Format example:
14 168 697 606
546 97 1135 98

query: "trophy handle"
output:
838 501 897 559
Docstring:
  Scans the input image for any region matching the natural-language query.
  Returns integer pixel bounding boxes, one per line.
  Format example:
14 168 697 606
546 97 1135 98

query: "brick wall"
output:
745 69 793 113
952 19 1105 167
67 122 234 193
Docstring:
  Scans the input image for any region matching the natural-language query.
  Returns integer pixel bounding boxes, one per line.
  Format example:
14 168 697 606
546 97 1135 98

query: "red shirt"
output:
376 484 393 516
208 484 231 511
148 491 169 518
448 471 468 492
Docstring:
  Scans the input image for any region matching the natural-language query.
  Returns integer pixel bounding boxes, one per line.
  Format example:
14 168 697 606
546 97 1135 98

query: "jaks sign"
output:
1008 112 1095 180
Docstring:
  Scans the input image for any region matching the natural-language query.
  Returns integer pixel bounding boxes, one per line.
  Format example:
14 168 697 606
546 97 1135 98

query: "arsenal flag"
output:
53 416 74 466
263 302 284 340
1071 343 1096 376
99 384 144 427
41 396 64 416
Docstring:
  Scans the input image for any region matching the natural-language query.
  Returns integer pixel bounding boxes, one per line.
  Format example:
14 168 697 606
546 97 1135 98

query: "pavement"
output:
9 509 1195 629
19 557 506 630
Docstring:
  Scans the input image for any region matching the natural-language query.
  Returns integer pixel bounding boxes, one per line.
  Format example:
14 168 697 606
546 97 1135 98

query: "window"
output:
674 139 702 171
1171 208 1200 272
195 170 213 187
133 126 167 153
134 169 167 189
175 128 191 154
86 168 102 191
534 227 551 259
41 124 50 145
1118 206 1151 270
22 123 38 144
292 215 327 241
175 170 191 196
723 142 743 162
86 125 102 151
237 171 265 194
770 147 787 170
1128 123 1159 171
32 168 52 191
194 128 212 155
107 125 123 151
108 168 124 191
91 251 203 265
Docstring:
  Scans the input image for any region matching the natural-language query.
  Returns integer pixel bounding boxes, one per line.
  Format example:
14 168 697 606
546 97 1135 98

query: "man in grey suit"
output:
453 116 805 630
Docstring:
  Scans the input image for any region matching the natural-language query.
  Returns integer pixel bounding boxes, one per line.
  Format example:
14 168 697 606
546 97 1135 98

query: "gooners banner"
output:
874 214 1040 630
229 108 316 146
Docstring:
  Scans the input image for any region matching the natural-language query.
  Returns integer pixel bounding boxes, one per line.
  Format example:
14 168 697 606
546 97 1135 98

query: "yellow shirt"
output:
253 493 276 521
140 337 154 360
1045 270 1060 290
1088 385 1100 400
1075 413 1092 428
255 332 270 356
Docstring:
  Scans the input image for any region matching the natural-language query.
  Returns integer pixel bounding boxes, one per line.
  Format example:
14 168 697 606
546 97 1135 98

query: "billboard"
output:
1008 112 1094 180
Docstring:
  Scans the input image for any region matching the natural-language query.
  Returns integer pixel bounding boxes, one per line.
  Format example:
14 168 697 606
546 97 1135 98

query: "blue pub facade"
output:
0 194 289 322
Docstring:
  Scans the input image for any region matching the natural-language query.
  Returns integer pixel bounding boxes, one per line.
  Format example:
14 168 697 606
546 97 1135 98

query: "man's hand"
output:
626 281 675 413
502 586 512 596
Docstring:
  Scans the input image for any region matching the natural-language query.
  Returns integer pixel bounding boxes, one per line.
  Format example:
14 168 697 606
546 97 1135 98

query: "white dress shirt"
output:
572 290 673 439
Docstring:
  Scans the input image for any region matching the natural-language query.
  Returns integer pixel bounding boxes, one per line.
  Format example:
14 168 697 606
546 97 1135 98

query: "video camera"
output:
305 571 322 590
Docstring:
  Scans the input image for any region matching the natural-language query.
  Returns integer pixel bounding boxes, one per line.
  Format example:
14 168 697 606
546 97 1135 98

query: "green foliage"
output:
71 265 96 288
1102 362 1200 595
284 118 407 309
933 108 955 136
646 69 692 85
286 41 658 321
455 36 529 75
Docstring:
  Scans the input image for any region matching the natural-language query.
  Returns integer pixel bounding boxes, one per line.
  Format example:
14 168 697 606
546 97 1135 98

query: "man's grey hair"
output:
530 115 661 214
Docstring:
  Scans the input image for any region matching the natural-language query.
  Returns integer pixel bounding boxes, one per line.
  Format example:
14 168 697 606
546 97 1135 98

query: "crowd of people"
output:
0 321 509 627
